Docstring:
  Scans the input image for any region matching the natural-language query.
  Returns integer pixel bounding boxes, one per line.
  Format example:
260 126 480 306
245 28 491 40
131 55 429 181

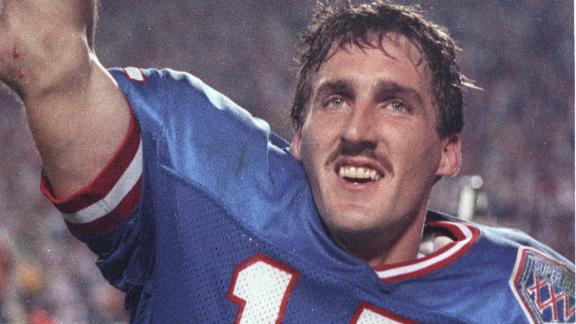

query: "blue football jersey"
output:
40 67 574 323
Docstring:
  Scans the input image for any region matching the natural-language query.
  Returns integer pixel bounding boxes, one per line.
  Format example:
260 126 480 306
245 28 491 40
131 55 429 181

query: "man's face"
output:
291 34 461 249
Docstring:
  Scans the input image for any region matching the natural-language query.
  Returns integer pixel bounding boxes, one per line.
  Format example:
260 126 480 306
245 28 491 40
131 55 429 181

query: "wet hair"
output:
291 0 477 137
86 0 99 49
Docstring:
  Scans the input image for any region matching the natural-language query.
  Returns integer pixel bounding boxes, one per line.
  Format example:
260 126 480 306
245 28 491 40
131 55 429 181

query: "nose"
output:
340 100 377 145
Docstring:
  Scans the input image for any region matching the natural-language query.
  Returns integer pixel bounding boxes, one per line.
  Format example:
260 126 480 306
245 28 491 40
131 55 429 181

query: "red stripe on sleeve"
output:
40 108 141 214
65 177 142 237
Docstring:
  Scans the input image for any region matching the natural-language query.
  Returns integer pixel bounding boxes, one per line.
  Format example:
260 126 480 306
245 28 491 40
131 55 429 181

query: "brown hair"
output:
292 1 476 137
85 0 99 49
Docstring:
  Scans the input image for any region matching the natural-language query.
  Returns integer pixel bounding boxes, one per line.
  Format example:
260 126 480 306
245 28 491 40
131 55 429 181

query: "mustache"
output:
325 140 394 175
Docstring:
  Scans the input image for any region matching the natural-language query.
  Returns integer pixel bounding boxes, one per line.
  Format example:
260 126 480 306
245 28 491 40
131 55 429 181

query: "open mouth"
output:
337 165 382 183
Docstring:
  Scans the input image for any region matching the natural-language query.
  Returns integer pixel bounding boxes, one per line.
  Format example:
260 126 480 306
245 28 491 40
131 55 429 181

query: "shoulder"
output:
474 220 572 268
107 67 274 143
428 211 575 323
108 67 247 115
105 67 302 227
428 211 571 265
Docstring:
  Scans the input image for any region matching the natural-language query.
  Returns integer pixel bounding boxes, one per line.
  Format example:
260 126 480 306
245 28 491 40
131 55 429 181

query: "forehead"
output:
312 33 433 97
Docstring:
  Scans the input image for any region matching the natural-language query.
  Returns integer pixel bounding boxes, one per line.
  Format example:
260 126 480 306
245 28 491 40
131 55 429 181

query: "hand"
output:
0 0 94 97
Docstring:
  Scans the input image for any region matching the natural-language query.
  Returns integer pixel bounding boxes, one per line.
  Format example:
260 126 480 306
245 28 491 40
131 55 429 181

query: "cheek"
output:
298 122 338 177
300 119 331 152
400 135 443 181
299 128 322 168
387 124 441 165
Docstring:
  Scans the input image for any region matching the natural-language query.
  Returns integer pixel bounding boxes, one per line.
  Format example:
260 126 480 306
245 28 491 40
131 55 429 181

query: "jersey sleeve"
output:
40 109 142 237
108 67 296 232
39 104 149 299
39 67 298 314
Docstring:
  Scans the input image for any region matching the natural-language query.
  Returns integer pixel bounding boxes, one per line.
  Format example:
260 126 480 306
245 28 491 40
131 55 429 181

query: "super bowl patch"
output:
510 247 575 323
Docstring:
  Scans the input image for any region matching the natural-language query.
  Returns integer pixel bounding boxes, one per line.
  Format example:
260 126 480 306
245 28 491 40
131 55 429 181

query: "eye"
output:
384 100 412 113
323 96 347 110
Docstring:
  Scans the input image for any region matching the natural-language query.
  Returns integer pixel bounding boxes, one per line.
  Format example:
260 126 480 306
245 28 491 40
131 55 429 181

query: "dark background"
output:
0 1 572 322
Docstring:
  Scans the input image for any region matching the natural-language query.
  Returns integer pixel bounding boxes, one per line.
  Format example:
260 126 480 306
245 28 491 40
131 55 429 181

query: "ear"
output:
290 128 303 161
436 134 461 177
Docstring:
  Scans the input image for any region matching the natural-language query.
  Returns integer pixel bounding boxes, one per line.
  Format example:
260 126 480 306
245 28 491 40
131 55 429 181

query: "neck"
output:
335 207 428 268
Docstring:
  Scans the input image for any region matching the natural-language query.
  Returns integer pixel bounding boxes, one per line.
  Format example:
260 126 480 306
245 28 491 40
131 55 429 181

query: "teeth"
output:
338 166 380 181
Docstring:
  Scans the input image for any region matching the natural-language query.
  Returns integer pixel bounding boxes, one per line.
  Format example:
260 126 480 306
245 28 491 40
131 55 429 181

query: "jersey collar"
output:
374 220 480 283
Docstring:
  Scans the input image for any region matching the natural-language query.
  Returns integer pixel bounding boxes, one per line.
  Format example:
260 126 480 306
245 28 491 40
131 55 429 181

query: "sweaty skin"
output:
291 34 461 268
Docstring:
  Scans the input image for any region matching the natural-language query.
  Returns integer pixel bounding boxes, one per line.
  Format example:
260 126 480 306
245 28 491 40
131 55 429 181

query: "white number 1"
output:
227 254 299 324
228 255 412 323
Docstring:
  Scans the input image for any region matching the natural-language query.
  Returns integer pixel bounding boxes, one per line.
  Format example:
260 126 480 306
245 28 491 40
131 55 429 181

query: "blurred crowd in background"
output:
0 1 572 322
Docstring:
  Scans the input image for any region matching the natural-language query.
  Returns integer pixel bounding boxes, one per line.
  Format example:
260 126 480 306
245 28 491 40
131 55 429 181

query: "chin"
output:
322 208 386 237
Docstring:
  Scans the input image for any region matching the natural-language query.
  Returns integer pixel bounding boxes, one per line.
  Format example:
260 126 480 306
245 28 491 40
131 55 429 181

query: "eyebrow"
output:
313 79 355 104
372 80 424 107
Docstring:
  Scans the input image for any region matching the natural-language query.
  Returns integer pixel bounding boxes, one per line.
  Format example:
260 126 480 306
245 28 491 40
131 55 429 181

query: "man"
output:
0 0 573 323
290 4 466 267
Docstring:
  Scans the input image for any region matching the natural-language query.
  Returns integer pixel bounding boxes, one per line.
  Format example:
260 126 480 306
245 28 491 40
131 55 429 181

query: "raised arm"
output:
0 0 130 198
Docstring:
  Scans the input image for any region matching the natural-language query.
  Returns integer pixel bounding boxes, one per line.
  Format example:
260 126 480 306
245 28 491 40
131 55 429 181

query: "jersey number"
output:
227 254 299 324
228 254 412 324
